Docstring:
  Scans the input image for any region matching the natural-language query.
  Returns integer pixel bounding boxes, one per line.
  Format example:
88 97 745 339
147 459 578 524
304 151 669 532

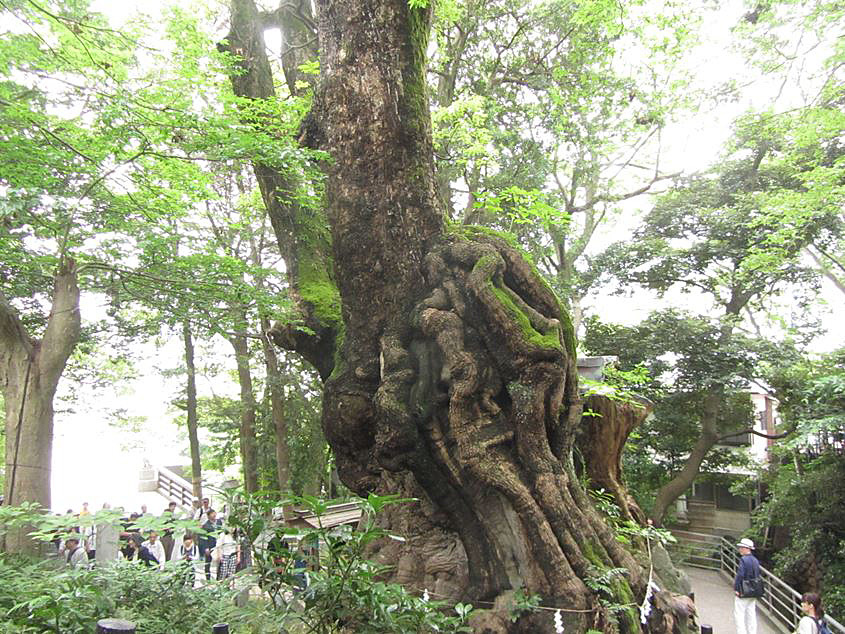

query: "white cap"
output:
737 538 755 550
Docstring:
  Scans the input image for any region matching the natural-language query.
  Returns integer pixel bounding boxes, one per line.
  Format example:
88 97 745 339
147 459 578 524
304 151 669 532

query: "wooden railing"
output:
156 466 194 509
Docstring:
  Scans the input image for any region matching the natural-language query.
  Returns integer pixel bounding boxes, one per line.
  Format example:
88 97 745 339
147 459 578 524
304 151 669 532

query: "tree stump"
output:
95 619 136 633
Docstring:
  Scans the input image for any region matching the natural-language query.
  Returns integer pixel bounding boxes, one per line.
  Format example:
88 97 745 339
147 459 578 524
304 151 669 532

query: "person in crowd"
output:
79 502 90 517
83 523 96 560
140 504 150 516
795 592 826 634
160 502 178 561
175 534 198 561
734 538 762 634
142 530 166 570
193 497 212 523
124 533 158 567
174 534 201 587
63 535 89 568
199 509 222 580
214 526 239 581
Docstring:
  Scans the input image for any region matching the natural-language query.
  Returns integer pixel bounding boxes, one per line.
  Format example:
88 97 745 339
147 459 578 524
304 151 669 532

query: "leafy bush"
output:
226 491 473 633
0 493 472 633
0 556 235 633
752 453 845 618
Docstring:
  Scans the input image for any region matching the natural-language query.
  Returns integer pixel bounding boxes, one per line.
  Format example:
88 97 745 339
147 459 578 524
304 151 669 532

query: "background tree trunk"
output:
182 321 203 501
260 315 289 492
228 326 259 494
1 261 80 554
575 394 652 523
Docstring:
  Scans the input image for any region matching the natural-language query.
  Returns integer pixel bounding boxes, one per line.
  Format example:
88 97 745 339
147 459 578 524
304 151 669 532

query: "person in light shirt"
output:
795 592 827 634
63 536 89 568
142 530 166 570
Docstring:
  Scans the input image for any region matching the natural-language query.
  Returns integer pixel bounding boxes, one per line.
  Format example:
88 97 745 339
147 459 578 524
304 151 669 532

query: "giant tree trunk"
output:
0 261 80 554
224 0 690 630
182 322 203 501
307 2 683 632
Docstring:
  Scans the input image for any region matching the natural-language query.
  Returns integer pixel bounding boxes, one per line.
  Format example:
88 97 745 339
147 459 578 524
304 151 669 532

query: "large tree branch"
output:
717 427 791 442
0 290 34 354
567 169 681 214
807 244 845 295
650 390 722 526
223 0 338 378
39 259 81 385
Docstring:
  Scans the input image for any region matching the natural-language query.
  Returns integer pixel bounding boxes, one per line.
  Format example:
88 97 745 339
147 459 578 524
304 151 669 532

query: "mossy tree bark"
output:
224 0 690 630
222 0 337 380
0 260 80 554
305 2 684 632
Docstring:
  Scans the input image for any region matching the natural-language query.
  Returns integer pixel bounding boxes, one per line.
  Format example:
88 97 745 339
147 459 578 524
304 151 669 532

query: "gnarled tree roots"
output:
322 233 691 633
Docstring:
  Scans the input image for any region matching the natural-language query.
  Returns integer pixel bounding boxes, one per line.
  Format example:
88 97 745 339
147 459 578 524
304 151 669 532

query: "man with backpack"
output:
734 538 763 634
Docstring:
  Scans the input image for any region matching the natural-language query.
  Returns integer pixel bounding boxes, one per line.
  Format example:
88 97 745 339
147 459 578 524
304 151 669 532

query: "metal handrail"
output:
669 529 723 571
716 537 845 634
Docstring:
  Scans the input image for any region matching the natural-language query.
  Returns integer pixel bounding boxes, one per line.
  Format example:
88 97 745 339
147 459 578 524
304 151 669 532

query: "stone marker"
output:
95 522 119 564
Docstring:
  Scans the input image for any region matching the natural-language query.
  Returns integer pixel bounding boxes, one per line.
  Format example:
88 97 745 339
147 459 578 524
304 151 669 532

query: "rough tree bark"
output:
0 260 80 554
224 0 692 630
575 394 652 524
221 0 337 380
182 321 203 501
304 2 687 632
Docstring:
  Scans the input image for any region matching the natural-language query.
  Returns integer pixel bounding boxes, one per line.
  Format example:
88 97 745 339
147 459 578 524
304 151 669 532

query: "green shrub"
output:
0 493 472 633
0 556 235 633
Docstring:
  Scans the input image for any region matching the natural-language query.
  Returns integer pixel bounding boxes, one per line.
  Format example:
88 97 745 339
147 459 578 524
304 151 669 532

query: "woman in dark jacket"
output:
125 533 159 567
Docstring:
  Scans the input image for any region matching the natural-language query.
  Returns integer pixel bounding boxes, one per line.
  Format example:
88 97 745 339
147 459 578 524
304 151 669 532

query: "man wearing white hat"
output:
734 538 762 634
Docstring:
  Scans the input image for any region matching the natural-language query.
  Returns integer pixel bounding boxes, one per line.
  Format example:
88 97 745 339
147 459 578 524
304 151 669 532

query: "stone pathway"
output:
684 566 782 634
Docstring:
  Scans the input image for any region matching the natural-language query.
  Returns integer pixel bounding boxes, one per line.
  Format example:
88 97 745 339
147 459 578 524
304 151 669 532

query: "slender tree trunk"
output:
260 315 289 492
182 322 203 501
1 261 80 554
650 390 722 526
228 327 259 493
